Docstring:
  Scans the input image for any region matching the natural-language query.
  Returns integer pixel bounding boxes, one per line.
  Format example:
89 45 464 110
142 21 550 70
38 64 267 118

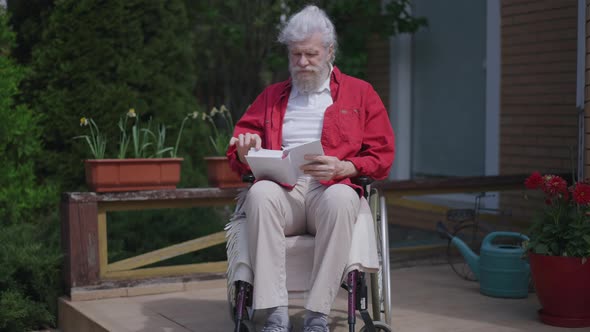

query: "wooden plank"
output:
64 187 243 203
502 0 575 17
502 62 575 75
390 198 449 215
98 198 236 212
98 210 108 278
388 206 444 231
501 93 576 105
107 231 227 272
103 261 228 280
375 174 537 195
60 196 100 289
503 51 576 65
387 197 529 233
501 84 576 96
60 199 73 290
502 9 577 28
391 244 447 254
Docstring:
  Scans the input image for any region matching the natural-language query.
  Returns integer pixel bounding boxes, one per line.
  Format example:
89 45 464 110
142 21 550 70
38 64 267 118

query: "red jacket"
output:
226 66 395 192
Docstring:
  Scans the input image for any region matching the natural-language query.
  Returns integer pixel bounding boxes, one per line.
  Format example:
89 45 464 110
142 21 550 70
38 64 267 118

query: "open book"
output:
245 140 324 185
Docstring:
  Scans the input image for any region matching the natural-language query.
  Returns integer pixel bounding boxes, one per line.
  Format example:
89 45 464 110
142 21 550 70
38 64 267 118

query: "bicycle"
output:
436 193 511 281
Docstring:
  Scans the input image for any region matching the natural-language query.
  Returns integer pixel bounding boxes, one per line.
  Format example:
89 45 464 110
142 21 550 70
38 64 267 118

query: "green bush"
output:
0 8 62 331
28 0 206 191
0 8 55 223
0 222 61 332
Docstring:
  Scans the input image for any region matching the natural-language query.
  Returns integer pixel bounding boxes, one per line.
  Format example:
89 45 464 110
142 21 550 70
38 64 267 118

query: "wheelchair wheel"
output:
235 319 256 332
227 281 256 323
360 320 392 332
447 223 489 281
369 189 392 326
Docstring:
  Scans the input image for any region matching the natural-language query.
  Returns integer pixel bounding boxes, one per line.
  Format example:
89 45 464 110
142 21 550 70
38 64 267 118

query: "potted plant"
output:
196 105 244 188
76 108 191 192
524 172 590 328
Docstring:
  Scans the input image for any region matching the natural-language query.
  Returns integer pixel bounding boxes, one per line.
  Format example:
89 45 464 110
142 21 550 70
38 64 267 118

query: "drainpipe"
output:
576 0 585 181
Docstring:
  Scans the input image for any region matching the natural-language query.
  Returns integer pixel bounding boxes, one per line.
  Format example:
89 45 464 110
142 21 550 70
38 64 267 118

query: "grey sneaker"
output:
260 322 293 332
302 326 329 332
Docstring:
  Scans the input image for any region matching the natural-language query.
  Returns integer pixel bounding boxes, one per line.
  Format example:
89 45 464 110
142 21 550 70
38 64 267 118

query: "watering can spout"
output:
436 221 480 279
450 236 480 279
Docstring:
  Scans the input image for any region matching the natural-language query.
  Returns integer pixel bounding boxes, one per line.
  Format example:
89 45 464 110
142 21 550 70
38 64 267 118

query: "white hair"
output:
278 5 337 63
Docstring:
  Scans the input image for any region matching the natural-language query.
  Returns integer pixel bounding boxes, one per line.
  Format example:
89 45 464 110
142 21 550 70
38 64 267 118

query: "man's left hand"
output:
300 155 359 181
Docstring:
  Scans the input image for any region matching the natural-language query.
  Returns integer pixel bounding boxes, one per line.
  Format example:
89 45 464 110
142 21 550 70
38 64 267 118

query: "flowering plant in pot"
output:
194 105 244 188
76 109 193 192
523 171 590 327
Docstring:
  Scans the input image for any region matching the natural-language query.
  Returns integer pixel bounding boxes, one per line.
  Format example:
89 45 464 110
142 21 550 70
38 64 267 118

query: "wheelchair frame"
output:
229 180 392 332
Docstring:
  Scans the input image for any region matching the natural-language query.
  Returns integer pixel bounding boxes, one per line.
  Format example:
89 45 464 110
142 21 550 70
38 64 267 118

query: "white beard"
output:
290 62 330 94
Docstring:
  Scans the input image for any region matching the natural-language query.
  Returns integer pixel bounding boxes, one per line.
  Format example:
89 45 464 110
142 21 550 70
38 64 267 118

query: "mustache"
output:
291 66 320 74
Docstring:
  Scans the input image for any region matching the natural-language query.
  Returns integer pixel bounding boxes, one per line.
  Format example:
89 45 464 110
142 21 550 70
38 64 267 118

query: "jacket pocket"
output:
337 108 363 144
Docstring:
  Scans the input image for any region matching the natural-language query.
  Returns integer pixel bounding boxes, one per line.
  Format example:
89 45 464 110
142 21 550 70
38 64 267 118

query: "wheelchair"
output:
226 176 392 332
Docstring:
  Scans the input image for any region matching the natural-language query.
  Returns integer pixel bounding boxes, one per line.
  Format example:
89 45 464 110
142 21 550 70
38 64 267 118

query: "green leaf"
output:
534 243 549 254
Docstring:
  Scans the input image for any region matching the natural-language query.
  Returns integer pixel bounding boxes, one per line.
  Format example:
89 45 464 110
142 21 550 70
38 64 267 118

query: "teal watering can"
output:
436 222 530 298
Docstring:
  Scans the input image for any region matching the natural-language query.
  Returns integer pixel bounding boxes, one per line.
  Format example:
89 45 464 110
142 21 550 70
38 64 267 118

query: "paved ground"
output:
60 264 584 332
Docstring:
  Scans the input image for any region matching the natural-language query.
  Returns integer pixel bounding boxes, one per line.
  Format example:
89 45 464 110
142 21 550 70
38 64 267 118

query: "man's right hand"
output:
229 133 262 165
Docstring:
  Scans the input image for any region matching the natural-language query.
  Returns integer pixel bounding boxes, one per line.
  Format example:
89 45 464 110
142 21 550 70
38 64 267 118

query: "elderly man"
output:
227 5 395 332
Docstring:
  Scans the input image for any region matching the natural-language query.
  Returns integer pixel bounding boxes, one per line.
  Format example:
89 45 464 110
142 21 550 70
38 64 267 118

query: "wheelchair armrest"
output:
242 173 256 183
353 175 374 187
242 174 374 188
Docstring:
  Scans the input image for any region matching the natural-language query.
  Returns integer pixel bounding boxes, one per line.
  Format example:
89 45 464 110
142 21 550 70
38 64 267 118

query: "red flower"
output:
542 175 568 196
573 183 590 205
525 171 543 189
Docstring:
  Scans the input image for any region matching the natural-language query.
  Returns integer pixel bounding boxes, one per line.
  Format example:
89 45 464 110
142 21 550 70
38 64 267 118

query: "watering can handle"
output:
482 231 529 247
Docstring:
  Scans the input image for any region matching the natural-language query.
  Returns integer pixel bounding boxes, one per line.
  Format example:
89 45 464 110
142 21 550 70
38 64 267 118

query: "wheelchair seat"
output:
226 193 380 294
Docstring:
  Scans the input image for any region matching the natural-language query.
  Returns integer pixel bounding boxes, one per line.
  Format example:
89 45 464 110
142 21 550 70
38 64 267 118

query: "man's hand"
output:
229 133 262 165
300 155 359 181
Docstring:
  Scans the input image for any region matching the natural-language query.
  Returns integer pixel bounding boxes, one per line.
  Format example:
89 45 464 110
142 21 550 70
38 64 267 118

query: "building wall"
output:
366 2 580 227
585 0 590 178
500 0 579 175
499 0 579 220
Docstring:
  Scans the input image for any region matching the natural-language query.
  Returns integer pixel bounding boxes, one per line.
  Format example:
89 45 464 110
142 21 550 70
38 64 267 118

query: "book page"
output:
284 140 325 178
246 148 284 158
245 149 297 184
244 140 324 185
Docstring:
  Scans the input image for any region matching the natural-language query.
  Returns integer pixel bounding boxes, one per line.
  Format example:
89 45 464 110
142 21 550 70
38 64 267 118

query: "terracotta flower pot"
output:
85 158 183 193
529 252 590 328
204 156 246 188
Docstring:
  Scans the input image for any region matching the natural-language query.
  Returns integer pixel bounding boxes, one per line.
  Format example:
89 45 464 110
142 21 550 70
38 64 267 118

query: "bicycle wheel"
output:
447 223 489 281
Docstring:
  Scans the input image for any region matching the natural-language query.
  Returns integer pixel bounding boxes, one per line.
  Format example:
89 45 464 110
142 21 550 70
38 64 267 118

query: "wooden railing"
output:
60 187 243 291
60 174 552 295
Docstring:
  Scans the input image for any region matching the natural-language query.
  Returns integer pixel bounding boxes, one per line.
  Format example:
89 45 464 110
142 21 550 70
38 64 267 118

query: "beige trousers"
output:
245 176 359 315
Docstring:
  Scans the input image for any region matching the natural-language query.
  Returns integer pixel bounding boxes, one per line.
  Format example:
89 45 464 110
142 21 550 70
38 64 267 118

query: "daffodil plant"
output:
193 105 235 156
77 108 193 159
75 117 107 159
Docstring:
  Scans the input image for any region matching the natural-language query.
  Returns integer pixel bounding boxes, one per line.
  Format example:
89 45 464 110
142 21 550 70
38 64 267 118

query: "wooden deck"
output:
58 264 578 332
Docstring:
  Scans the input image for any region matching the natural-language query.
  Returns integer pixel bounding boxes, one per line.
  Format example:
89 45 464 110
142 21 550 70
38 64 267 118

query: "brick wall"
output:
500 0 579 175
500 0 579 220
366 35 390 112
